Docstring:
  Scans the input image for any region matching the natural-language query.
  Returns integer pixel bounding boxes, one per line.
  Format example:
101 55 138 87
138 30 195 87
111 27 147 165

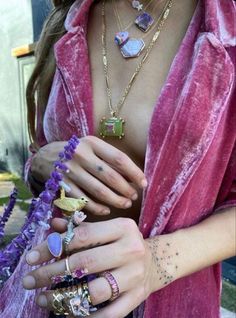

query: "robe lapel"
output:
139 1 235 237
54 0 95 137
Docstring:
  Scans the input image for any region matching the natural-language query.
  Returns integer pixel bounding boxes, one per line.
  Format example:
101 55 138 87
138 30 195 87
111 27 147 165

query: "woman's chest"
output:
87 0 198 169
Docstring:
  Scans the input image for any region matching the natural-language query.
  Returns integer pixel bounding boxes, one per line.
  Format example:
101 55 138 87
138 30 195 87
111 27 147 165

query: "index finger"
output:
84 136 147 188
26 219 123 266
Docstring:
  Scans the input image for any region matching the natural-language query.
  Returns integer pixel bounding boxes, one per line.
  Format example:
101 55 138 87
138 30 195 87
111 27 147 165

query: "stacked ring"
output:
101 271 120 301
52 282 95 317
52 289 69 316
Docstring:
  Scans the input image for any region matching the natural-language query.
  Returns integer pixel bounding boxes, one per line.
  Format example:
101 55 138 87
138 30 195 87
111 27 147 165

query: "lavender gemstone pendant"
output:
135 12 154 32
115 32 145 58
47 232 63 258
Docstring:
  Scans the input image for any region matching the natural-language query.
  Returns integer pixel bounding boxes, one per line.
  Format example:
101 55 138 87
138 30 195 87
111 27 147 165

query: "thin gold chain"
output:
102 0 173 116
113 0 171 40
112 0 156 32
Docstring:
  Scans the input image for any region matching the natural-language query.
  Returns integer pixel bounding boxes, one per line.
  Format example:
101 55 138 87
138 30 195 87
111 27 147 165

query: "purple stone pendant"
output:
47 232 63 258
135 12 154 32
115 31 145 58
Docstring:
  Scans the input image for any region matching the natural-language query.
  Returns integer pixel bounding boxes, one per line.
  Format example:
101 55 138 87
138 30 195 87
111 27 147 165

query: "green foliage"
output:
221 279 236 312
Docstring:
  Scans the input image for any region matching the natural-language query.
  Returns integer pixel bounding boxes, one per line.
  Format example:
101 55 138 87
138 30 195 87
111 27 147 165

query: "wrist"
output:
146 230 183 293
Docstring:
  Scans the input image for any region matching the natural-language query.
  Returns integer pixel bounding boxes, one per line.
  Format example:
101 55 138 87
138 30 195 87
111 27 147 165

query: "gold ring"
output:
52 290 69 316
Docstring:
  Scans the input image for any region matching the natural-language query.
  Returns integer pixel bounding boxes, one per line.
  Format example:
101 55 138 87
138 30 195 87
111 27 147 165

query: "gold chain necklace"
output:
113 0 156 32
99 0 173 139
113 0 170 40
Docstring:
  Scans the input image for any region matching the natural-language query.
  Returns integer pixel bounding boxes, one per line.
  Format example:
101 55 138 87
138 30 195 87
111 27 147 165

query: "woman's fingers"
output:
26 220 123 266
90 289 141 318
36 267 132 310
81 155 138 201
68 166 133 209
81 137 147 189
63 176 110 215
23 243 123 289
50 218 68 233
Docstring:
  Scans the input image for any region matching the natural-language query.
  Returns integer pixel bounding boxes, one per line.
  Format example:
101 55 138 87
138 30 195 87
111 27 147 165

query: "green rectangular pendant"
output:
99 116 125 139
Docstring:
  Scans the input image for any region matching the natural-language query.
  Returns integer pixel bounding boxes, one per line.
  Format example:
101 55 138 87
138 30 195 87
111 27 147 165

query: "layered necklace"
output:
114 0 169 58
99 0 173 139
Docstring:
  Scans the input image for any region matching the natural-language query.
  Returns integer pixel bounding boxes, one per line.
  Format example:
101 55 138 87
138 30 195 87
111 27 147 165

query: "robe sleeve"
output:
214 141 236 212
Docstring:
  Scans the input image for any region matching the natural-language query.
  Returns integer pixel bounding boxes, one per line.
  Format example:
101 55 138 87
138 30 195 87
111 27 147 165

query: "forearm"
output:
148 207 236 292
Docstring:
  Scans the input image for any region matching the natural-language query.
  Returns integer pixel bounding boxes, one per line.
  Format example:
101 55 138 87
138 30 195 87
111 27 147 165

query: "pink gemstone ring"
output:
101 271 120 301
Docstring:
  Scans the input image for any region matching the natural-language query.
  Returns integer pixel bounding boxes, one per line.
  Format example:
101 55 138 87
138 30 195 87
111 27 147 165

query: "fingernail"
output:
141 179 148 188
59 181 71 193
124 200 132 208
37 295 48 307
26 250 40 264
23 275 36 289
131 193 138 200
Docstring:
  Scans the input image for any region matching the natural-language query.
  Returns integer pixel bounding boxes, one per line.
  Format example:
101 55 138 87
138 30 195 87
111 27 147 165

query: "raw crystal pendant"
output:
100 116 125 139
135 12 154 32
115 31 145 58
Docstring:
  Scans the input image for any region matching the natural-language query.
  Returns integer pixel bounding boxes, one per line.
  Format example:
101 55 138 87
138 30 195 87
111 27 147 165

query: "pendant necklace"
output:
112 0 155 58
132 0 155 32
113 0 171 59
99 0 173 139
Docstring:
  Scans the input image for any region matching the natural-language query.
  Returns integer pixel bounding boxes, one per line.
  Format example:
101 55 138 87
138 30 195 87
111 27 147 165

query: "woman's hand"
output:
31 136 147 215
22 218 179 318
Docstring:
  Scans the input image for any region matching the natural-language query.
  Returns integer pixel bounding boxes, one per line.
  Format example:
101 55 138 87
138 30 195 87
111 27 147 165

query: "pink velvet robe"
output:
0 0 235 317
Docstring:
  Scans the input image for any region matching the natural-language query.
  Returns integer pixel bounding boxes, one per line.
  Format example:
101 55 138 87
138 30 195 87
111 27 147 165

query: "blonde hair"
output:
26 0 76 148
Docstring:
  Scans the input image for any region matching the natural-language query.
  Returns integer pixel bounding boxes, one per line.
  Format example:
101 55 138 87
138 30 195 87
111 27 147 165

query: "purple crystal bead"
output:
47 232 63 258
135 12 154 32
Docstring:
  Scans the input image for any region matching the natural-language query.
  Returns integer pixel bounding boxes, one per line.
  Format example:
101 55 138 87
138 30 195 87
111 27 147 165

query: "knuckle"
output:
78 253 95 271
93 187 107 200
105 170 118 186
75 224 90 244
126 239 145 257
82 135 96 146
118 217 137 231
114 152 128 167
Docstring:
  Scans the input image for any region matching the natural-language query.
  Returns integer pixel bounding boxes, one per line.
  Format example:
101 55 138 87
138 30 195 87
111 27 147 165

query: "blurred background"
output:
0 1 235 317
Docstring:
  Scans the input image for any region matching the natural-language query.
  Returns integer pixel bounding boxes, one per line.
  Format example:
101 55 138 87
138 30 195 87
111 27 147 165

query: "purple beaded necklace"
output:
0 135 80 289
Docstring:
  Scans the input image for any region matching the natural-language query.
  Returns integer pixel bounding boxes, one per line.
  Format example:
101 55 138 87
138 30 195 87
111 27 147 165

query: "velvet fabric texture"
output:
1 0 235 317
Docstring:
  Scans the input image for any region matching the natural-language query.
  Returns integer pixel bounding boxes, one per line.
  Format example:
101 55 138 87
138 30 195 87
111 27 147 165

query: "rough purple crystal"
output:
135 12 154 32
47 232 63 258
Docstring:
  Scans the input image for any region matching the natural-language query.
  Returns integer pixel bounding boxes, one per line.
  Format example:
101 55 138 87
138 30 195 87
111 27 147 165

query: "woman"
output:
2 0 236 317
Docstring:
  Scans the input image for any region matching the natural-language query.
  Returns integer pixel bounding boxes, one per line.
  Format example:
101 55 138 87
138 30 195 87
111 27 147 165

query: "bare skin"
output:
31 0 198 223
87 0 198 222
23 3 236 317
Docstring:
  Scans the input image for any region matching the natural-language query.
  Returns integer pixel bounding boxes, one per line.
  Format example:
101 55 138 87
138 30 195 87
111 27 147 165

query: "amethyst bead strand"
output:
0 135 80 289
0 188 18 241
